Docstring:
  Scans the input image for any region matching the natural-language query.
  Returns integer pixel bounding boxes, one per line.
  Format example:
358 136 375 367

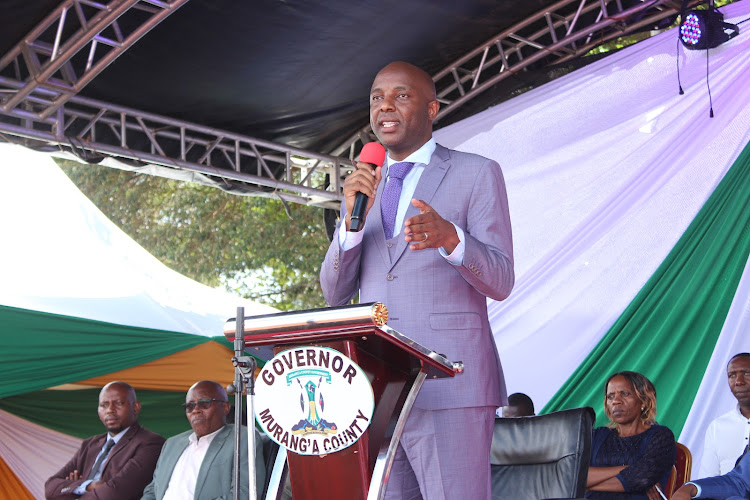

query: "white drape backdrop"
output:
435 0 750 477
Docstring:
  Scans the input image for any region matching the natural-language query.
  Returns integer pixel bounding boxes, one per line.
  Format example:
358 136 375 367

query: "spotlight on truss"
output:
679 2 739 50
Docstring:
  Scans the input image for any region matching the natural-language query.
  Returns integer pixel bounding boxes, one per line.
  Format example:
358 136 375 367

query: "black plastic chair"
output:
490 406 595 500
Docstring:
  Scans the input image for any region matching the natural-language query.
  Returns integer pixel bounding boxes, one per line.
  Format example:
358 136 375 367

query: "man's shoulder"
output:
80 432 107 447
709 408 744 428
129 424 166 445
164 428 194 444
435 143 497 168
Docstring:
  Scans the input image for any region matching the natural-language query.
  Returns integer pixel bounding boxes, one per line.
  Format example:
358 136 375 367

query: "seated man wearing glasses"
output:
142 380 265 500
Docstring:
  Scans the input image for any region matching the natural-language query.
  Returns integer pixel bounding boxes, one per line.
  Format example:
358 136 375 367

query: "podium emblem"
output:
255 346 374 456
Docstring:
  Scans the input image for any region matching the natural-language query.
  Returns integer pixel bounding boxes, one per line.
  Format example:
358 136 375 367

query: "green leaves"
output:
58 159 331 310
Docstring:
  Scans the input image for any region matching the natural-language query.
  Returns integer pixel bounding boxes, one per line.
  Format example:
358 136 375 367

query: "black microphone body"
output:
350 190 370 232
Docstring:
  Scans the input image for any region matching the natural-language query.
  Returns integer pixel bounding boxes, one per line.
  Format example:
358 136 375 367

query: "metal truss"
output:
0 76 350 209
331 0 696 157
0 0 346 209
0 0 189 121
0 0 700 209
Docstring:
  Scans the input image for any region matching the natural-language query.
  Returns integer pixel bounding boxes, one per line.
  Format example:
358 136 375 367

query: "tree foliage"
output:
57 159 333 311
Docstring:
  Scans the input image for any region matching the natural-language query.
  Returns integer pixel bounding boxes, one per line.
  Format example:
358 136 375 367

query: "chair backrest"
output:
675 442 692 486
490 406 595 500
664 442 692 497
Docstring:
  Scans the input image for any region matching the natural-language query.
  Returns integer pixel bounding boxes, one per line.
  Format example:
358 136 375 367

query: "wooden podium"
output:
224 303 462 500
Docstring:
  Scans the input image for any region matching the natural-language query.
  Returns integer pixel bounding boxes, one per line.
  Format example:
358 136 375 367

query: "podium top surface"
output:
224 303 458 379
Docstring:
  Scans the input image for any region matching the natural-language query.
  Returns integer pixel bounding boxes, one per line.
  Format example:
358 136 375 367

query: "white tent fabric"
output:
0 143 277 336
435 0 750 477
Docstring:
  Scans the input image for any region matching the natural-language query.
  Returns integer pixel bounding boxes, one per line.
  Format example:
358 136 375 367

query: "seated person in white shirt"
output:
142 380 265 500
699 353 750 478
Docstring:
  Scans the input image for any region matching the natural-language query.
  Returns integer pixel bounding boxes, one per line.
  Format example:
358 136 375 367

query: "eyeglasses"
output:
181 398 227 413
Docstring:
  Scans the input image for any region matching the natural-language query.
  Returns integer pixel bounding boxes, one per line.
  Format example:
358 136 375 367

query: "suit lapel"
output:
84 434 108 476
100 425 135 477
388 145 452 269
371 173 390 265
159 434 190 498
194 425 230 499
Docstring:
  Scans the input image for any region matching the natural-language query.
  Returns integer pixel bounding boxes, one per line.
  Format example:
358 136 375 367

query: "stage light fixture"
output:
679 5 739 50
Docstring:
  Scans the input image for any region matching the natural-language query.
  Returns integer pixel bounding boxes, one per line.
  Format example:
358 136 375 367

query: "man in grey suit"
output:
141 380 264 500
320 61 514 499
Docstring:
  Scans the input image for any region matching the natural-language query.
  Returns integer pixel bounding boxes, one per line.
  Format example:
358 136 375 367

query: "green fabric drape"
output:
0 305 208 398
543 140 750 436
0 389 192 438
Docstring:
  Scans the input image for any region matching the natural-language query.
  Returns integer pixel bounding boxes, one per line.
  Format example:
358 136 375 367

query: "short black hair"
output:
728 352 750 368
507 392 535 416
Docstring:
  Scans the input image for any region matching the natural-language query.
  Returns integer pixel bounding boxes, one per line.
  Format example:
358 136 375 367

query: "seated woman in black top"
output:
586 371 676 500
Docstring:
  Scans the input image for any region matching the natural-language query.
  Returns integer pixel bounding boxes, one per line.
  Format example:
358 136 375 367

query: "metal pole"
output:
233 307 245 500
231 307 258 500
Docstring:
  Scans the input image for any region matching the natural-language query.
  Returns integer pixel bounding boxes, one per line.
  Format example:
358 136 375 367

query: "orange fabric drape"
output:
0 458 35 500
78 341 237 391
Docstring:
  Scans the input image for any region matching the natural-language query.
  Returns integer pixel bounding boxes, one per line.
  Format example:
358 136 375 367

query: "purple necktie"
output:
381 162 414 239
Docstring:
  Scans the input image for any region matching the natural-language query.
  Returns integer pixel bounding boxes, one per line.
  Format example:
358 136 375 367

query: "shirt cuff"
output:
687 482 701 498
74 481 92 495
338 218 365 250
439 223 465 265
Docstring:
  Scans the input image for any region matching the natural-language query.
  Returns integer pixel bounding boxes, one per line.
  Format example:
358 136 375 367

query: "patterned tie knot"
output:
389 162 414 180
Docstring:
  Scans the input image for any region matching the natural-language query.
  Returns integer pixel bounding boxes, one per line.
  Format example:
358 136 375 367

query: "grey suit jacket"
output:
141 424 264 500
320 143 514 410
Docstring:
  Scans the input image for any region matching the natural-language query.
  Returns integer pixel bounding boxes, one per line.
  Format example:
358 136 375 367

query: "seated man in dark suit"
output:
142 380 265 500
671 446 750 499
45 381 165 499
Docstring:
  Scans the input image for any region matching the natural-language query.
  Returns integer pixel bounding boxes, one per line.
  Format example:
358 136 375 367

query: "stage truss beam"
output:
0 76 349 209
331 0 695 157
0 0 189 120
0 0 698 208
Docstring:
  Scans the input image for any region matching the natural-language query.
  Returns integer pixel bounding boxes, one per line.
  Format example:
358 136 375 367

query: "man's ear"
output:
427 100 440 121
133 401 142 416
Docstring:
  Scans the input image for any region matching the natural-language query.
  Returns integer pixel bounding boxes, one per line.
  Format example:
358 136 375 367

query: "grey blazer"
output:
141 424 264 500
320 143 514 410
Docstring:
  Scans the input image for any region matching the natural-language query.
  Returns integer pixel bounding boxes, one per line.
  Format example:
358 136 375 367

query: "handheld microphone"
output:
349 142 386 232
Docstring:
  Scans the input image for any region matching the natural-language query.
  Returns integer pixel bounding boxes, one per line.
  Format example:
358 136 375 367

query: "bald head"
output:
101 381 137 403
375 61 436 100
370 61 439 160
188 380 228 400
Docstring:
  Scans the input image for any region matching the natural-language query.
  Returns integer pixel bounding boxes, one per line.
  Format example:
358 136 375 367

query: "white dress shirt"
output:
698 404 750 478
340 138 465 263
162 426 223 500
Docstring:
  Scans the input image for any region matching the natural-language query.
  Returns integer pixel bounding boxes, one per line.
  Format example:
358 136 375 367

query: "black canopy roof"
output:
3 0 565 153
